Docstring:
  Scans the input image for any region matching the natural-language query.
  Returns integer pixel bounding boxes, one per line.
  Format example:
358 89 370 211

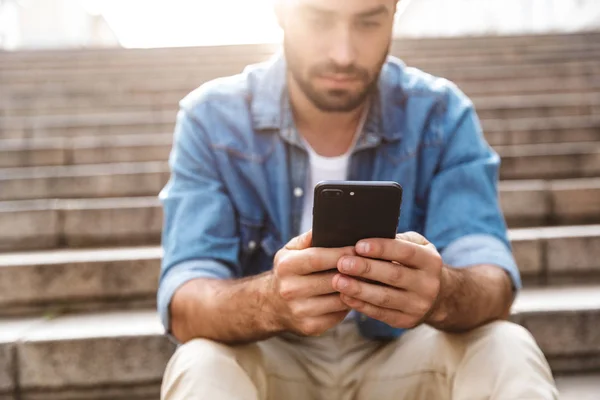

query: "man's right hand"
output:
262 230 356 336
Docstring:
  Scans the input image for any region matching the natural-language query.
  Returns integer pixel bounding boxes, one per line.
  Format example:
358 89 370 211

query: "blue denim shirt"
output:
158 55 522 341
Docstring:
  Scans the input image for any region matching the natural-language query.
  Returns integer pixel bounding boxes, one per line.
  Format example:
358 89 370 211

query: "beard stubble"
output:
284 38 390 113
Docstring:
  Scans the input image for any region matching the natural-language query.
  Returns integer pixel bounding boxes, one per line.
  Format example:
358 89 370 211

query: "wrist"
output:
256 271 286 334
426 265 454 326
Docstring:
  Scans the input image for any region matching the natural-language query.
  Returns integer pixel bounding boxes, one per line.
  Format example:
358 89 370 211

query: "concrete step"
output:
3 52 600 90
509 225 600 285
0 170 599 226
0 111 175 140
0 283 598 399
4 71 598 120
1 225 598 316
0 162 169 200
0 197 163 251
3 31 599 65
500 178 600 227
439 59 600 84
3 63 599 106
2 44 599 86
4 90 599 122
461 74 600 97
474 92 600 120
0 179 598 249
496 141 600 180
1 140 599 190
555 374 600 400
3 34 599 71
2 61 599 116
0 42 279 66
0 246 161 317
0 93 182 119
0 311 172 400
511 284 600 374
2 139 599 199
2 105 600 146
485 115 600 146
0 102 177 119
0 134 173 169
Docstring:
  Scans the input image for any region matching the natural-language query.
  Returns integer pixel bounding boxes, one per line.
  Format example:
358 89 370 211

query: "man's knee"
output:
178 338 235 358
162 339 265 400
468 320 539 353
460 320 553 377
163 338 233 392
451 321 558 399
166 338 259 375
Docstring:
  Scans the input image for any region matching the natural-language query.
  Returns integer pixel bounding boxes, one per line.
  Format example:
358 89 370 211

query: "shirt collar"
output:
250 54 406 144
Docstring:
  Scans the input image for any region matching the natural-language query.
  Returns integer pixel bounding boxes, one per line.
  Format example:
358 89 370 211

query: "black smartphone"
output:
312 181 403 248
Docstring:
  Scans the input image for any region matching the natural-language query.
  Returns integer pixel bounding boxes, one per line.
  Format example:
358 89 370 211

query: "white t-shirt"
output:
299 149 351 234
299 110 369 234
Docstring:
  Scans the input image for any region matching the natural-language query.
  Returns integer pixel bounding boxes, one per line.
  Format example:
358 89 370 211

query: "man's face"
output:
279 0 396 113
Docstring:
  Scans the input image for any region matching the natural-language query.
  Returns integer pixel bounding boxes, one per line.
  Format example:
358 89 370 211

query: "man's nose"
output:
327 25 356 68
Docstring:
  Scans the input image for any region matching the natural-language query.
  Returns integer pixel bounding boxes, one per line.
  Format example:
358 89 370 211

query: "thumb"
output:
285 230 313 250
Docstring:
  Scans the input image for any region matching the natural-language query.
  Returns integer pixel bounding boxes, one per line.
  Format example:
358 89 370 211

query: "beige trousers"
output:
161 320 558 400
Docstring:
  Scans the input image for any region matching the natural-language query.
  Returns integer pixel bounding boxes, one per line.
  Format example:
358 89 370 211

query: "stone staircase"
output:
1 32 600 399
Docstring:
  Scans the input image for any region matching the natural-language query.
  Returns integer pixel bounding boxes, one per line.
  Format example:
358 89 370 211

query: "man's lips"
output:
316 75 361 88
318 74 360 82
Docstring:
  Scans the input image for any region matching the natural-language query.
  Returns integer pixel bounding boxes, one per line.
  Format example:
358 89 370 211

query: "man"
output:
158 0 558 398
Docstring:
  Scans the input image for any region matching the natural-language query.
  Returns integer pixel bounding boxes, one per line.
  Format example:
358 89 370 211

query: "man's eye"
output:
357 20 381 29
306 15 331 29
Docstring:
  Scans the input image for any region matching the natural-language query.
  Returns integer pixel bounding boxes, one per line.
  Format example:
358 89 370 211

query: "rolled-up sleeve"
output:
158 106 241 334
441 234 521 291
424 85 522 291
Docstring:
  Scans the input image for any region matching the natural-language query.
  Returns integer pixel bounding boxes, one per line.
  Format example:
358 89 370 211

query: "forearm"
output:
169 273 282 344
427 264 514 332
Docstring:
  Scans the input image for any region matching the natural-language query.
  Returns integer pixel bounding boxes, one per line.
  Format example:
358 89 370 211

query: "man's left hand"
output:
332 231 445 328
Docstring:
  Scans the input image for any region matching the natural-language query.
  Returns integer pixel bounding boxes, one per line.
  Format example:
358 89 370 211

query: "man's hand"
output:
332 231 445 329
264 230 355 336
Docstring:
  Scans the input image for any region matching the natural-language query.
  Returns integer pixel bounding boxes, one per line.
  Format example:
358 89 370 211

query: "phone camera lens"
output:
322 189 344 198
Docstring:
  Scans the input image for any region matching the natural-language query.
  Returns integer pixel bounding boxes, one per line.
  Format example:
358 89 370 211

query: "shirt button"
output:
248 240 257 251
294 187 304 198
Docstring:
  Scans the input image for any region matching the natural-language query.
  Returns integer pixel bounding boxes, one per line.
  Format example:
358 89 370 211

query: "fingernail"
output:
357 241 370 254
337 276 350 289
341 257 354 272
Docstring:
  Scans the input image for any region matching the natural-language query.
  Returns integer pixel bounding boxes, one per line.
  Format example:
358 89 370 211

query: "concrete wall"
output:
1 0 599 50
395 0 600 37
0 0 20 49
0 0 117 50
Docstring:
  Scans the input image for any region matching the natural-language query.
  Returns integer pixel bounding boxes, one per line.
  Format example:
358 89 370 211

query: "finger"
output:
290 294 349 318
279 246 356 275
285 230 313 251
333 275 417 311
299 310 350 336
337 256 425 291
279 271 339 299
339 294 419 329
355 236 439 271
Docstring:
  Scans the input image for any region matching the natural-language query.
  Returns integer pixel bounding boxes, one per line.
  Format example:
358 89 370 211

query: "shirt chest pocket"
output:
238 216 282 276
